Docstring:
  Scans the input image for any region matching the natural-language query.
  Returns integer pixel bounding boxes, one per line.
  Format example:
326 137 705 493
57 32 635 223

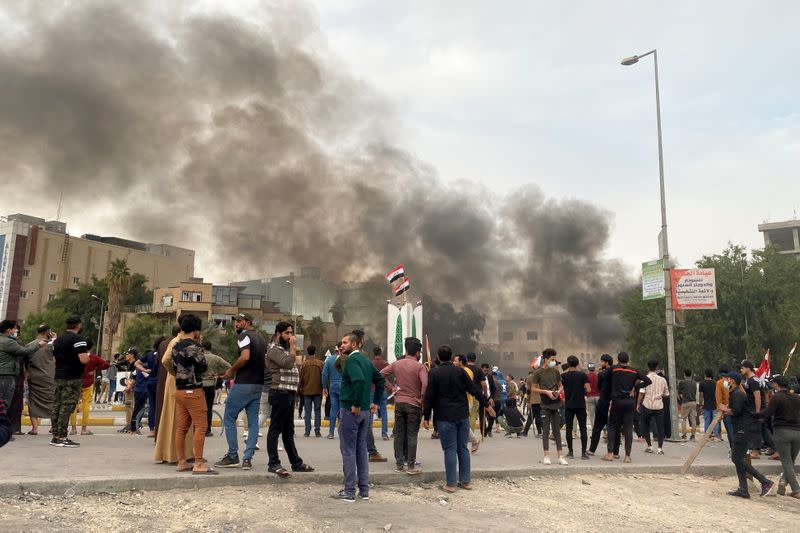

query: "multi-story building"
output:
758 219 800 258
0 213 195 320
497 316 609 375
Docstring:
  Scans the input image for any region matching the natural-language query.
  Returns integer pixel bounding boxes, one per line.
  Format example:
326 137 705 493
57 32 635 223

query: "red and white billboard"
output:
670 268 718 310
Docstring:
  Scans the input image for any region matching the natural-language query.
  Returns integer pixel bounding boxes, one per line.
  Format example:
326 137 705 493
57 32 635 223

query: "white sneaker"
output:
657 448 664 455
558 456 569 465
543 456 551 465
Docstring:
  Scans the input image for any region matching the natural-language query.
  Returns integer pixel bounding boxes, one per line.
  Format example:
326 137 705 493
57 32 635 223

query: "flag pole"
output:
783 342 798 375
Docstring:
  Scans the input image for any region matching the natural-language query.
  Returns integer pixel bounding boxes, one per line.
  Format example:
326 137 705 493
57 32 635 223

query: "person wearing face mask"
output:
720 371 775 498
215 313 266 470
0 320 46 414
162 313 216 475
531 348 568 465
603 352 651 463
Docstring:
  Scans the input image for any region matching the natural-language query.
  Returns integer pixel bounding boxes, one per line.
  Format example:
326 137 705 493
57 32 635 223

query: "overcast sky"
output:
4 1 798 281
309 0 800 270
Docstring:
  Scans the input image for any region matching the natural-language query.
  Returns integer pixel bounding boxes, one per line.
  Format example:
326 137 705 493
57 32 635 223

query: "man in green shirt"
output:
332 330 385 502
531 348 568 465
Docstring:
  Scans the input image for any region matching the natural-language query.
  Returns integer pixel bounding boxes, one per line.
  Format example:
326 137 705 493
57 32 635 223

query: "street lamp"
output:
285 280 297 333
621 48 680 439
91 294 105 358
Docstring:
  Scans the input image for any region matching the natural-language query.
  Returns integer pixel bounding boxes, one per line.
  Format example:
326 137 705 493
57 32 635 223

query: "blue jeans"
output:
438 418 471 486
723 414 734 446
339 408 370 496
147 381 158 431
378 392 388 438
223 383 262 461
328 383 341 436
107 380 116 403
703 408 720 438
304 394 322 435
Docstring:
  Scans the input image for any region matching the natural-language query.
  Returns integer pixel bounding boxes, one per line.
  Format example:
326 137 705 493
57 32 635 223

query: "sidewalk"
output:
0 424 782 497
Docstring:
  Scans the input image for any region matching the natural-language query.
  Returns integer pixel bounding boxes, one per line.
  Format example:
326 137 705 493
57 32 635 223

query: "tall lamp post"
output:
285 280 297 333
621 49 679 439
91 294 105 358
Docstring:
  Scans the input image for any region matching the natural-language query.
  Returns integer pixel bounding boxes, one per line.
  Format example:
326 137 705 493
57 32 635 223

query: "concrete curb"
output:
2 463 784 498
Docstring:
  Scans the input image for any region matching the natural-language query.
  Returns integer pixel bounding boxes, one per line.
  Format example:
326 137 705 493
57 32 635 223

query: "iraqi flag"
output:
386 264 405 284
530 355 542 369
755 349 771 386
394 277 411 296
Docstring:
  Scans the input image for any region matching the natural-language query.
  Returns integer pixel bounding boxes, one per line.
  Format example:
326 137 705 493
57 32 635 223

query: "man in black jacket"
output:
588 354 614 455
722 372 775 498
603 352 651 463
424 346 493 493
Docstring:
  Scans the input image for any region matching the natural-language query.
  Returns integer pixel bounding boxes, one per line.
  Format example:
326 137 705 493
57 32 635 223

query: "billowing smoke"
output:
0 1 631 346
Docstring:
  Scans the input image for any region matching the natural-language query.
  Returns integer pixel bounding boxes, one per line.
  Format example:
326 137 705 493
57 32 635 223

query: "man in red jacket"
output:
70 340 109 435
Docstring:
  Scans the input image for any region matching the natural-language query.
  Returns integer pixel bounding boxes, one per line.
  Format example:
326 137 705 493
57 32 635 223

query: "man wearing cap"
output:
755 375 800 498
216 313 266 470
0 320 45 410
720 371 775 498
51 315 90 447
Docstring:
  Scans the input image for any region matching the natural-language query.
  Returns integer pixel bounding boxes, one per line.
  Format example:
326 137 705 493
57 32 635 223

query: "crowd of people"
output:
1 315 799 501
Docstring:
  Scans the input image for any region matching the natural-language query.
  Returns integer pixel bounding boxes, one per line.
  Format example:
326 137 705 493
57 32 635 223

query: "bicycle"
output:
134 399 224 436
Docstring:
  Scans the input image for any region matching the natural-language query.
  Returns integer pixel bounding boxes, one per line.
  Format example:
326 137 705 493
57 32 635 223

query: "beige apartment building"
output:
0 213 195 320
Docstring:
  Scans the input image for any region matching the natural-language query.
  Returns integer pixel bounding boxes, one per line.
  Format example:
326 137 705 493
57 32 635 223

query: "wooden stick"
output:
782 342 797 375
681 411 724 474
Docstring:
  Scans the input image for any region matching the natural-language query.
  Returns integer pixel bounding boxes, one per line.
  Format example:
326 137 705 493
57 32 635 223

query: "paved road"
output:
3 415 782 497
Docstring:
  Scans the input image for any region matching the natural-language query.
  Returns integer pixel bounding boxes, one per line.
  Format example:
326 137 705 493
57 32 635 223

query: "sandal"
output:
458 482 473 490
81 430 94 435
269 467 292 478
440 484 457 493
291 464 315 472
176 462 193 472
26 430 38 435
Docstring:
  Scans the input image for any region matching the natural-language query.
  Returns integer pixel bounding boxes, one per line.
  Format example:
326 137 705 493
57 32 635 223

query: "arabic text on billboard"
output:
671 268 718 310
642 259 665 300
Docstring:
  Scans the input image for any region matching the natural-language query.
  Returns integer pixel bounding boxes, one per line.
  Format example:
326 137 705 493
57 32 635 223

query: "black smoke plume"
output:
0 1 632 347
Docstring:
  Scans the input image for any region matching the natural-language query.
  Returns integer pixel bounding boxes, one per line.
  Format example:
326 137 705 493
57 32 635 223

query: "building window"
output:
503 351 514 361
502 331 513 341
162 295 174 307
72 276 81 285
22 269 30 278
48 294 56 302
526 331 538 341
20 291 28 299
181 291 190 302
192 292 202 302
49 273 58 282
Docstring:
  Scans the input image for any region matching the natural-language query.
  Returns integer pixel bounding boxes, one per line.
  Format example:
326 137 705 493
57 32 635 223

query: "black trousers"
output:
267 390 303 470
524 404 542 435
607 398 635 456
732 438 768 491
203 386 215 432
565 407 588 455
641 406 665 448
589 400 609 453
130 391 148 432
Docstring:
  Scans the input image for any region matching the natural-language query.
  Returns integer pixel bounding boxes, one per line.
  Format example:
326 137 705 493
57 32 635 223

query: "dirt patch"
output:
1 474 798 532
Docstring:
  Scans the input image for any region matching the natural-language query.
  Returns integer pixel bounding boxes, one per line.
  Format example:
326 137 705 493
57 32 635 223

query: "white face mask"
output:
548 360 557 368
10 332 18 339
723 381 731 390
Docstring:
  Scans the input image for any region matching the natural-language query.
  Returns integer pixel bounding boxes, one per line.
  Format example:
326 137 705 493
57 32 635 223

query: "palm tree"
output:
329 300 345 340
103 258 131 357
306 316 327 349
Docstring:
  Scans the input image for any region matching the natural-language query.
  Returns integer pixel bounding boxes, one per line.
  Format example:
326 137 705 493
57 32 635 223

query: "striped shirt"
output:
640 372 670 410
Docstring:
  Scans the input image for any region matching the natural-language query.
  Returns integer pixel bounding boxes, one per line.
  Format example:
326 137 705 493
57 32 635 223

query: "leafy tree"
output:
124 273 153 306
44 276 107 346
423 295 486 355
120 315 165 354
104 259 131 357
19 307 70 342
305 316 326 349
201 323 242 364
329 300 345 339
621 244 800 374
